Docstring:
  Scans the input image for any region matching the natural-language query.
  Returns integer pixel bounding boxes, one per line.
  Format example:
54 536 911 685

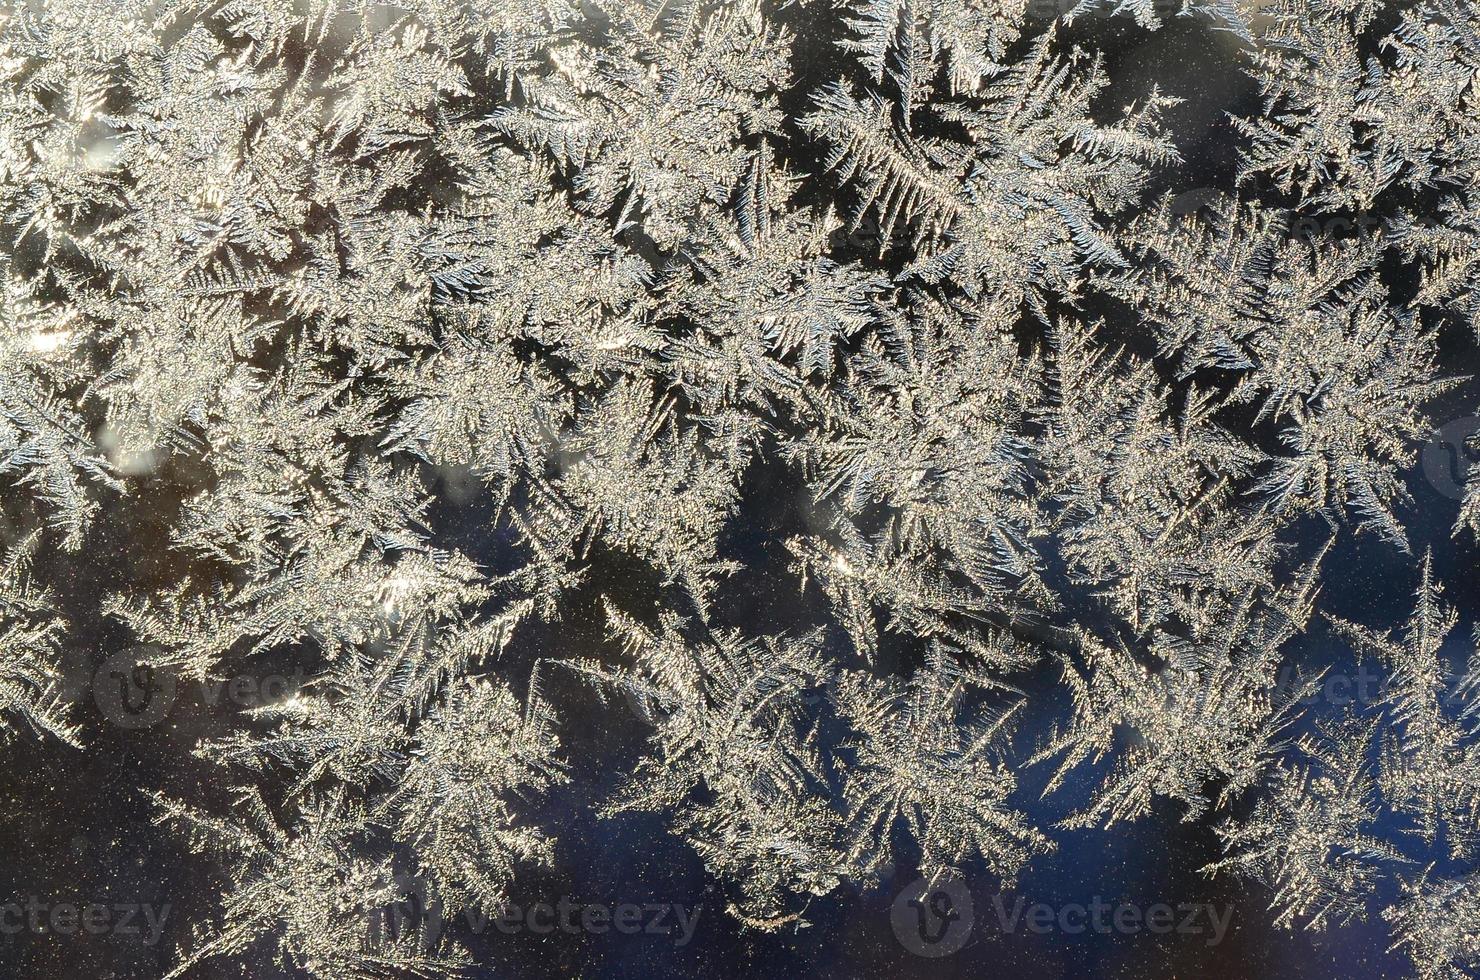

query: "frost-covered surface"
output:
3 0 1480 977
